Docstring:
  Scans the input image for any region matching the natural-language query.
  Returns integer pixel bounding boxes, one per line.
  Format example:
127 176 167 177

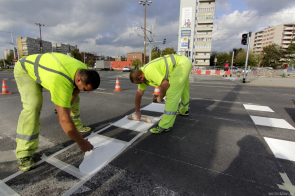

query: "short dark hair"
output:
78 69 100 89
129 69 143 83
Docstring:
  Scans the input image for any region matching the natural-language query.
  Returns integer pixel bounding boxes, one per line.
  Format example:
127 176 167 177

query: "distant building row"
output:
250 23 295 53
16 37 76 58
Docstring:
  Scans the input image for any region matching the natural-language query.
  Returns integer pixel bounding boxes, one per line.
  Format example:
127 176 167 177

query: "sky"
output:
1 0 295 59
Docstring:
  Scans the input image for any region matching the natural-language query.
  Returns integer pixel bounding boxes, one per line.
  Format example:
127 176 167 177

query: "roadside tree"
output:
70 49 83 62
131 58 143 69
161 47 176 56
88 60 95 68
261 44 283 68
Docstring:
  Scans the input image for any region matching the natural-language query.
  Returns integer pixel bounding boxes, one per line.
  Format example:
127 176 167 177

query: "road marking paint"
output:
41 154 87 179
141 102 165 113
0 180 19 196
277 172 295 195
96 88 105 90
250 116 295 130
112 115 160 132
264 137 295 161
93 91 114 95
243 104 274 112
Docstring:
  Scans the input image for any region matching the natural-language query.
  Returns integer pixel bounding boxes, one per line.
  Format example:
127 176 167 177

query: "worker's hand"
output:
135 111 141 120
78 139 94 152
157 96 164 103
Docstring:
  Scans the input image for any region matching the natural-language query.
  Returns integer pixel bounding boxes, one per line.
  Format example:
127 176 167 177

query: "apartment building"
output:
16 37 52 58
178 0 215 66
250 24 295 54
52 43 75 54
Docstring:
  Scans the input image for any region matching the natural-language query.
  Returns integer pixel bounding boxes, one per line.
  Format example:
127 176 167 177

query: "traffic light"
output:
241 33 248 45
163 38 166 45
233 49 237 57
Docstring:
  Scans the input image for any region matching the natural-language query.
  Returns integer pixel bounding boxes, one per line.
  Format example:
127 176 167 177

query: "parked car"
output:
122 66 131 72
232 67 243 73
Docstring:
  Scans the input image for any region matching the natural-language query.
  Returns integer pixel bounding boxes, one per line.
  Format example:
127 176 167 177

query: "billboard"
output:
181 30 191 49
182 7 192 28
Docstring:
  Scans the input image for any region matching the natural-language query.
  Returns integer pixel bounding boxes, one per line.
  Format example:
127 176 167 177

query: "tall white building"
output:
177 0 215 66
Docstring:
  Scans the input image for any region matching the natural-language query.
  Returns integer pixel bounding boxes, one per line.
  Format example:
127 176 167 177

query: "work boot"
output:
150 126 170 134
18 156 35 171
177 110 189 116
77 126 92 132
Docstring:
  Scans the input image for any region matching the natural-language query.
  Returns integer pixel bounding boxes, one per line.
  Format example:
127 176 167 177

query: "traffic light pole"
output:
243 32 251 83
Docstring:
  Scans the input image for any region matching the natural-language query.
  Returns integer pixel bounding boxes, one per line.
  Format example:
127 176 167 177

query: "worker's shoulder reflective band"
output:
180 101 189 107
163 56 169 80
34 54 43 84
169 54 176 67
71 114 80 119
20 55 74 85
19 57 28 73
164 110 177 115
16 133 39 141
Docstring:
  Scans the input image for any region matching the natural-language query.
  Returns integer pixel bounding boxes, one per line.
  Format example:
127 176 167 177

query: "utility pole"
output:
35 23 45 53
138 0 152 65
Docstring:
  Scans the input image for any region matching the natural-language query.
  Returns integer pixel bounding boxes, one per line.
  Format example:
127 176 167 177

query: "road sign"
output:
13 59 17 62
214 58 217 62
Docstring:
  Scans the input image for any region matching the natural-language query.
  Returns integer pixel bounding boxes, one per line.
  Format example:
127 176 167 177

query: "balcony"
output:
198 4 215 8
284 27 294 30
199 0 214 1
283 31 293 35
195 61 210 66
198 19 214 24
195 48 212 52
282 40 291 44
194 55 210 59
283 36 293 40
196 26 213 31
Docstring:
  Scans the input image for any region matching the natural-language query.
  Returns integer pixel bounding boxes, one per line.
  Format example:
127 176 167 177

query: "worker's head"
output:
75 69 100 92
129 69 145 84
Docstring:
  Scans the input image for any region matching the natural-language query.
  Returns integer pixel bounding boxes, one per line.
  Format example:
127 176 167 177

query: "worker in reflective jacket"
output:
14 53 100 171
129 54 192 134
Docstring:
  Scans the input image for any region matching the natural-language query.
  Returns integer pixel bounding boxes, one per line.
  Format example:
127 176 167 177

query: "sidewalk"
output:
240 76 295 87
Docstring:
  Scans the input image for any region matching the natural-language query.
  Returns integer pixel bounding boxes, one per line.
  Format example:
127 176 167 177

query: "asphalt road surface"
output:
0 70 295 196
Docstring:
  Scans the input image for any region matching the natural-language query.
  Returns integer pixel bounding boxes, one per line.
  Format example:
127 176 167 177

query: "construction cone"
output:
152 86 160 95
0 80 12 95
114 78 122 92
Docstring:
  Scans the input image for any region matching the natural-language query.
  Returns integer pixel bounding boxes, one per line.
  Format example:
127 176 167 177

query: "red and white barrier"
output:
191 69 231 76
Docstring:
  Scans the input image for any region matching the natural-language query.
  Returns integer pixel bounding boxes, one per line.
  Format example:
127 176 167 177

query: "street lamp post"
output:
35 23 45 53
138 0 152 65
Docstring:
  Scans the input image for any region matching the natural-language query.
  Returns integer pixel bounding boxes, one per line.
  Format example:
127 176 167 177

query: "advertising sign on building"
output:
181 30 191 48
182 7 192 28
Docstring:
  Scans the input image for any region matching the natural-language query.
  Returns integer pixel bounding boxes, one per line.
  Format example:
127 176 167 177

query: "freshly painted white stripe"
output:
112 115 160 132
0 180 19 196
79 136 126 175
96 88 105 90
41 154 87 179
141 103 165 113
264 137 295 162
250 116 295 130
277 172 295 194
243 104 274 112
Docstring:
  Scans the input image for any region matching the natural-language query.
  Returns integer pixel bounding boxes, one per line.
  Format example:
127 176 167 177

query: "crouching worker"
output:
129 54 192 134
14 53 100 171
